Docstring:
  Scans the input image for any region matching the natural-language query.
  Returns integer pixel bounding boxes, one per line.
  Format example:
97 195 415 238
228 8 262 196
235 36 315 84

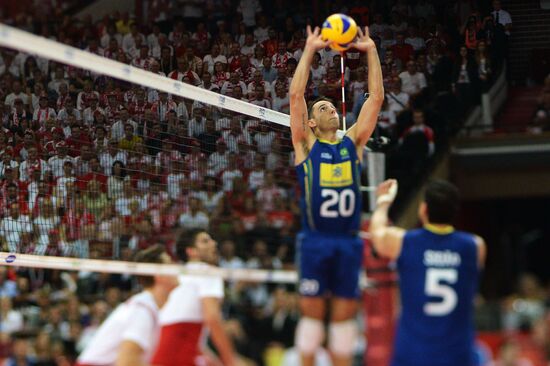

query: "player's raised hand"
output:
376 179 398 206
305 25 330 52
352 26 377 52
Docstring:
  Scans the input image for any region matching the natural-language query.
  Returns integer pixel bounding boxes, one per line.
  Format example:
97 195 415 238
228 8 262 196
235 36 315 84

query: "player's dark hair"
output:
308 97 335 119
176 229 206 262
133 244 167 288
424 180 460 224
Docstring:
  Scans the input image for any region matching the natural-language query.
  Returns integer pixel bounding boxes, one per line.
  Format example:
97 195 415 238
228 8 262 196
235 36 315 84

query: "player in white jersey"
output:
153 229 243 366
76 245 178 366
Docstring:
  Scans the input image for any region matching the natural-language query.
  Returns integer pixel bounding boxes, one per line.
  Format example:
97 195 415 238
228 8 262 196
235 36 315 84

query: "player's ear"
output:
185 246 196 261
418 202 428 224
307 118 317 129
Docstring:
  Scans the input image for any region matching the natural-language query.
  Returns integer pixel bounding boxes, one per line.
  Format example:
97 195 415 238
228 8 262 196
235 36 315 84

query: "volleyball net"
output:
0 24 383 280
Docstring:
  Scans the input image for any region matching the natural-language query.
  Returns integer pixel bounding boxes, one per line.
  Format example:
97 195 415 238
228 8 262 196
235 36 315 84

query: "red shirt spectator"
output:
391 33 415 65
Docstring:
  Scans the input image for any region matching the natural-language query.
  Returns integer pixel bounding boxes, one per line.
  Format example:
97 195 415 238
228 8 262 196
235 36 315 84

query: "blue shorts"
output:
296 231 364 299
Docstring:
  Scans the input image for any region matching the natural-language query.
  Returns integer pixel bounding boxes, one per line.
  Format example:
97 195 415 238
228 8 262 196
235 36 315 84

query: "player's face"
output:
194 232 219 265
312 101 339 132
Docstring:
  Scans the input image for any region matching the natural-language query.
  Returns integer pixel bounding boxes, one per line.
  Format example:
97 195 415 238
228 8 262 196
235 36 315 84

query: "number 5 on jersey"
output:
320 188 356 218
424 268 458 316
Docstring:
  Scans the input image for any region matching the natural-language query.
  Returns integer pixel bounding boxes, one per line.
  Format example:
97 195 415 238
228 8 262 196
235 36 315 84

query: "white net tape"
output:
0 250 372 286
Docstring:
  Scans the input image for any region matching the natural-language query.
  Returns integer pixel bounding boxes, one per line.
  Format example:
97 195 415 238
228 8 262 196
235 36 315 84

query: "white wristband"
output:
376 180 398 206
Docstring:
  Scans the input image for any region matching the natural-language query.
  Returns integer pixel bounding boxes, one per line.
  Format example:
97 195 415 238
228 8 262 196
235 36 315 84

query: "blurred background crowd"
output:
0 0 548 365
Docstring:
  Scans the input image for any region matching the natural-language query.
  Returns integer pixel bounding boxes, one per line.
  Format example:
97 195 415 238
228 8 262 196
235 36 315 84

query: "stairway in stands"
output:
506 0 550 84
493 86 542 132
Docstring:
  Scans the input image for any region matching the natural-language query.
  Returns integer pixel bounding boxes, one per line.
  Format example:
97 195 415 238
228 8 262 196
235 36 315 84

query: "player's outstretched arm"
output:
347 27 384 156
202 297 239 366
369 179 405 260
289 26 329 165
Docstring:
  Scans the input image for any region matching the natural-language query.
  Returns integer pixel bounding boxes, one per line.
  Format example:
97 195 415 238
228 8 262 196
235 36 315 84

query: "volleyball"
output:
321 13 358 51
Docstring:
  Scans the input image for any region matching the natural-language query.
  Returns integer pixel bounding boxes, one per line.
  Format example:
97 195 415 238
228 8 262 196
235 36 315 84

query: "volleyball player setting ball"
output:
289 14 384 366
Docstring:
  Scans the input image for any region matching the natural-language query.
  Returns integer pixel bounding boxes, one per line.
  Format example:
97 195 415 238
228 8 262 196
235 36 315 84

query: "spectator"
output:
391 33 414 66
0 202 33 252
0 296 23 335
221 154 244 192
107 161 128 199
208 139 230 175
219 239 245 270
178 196 209 230
256 171 286 213
237 0 262 27
452 45 480 110
489 339 534 366
399 60 428 97
118 122 143 152
405 26 426 52
398 109 435 158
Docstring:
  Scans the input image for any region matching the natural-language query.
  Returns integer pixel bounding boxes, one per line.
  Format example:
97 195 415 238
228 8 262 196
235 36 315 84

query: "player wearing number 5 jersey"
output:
289 26 384 366
369 179 487 366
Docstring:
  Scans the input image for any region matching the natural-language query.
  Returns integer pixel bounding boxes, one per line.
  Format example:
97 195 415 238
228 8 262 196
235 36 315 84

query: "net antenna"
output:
340 51 347 132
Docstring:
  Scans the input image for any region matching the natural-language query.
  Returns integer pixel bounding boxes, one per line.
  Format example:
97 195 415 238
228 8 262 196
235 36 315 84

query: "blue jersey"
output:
296 136 362 236
392 227 479 366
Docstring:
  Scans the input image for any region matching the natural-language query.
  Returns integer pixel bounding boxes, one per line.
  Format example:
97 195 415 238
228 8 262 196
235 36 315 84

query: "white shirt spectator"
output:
48 155 74 178
1 214 33 252
248 170 265 191
399 71 427 95
310 65 327 87
33 107 56 124
386 91 410 116
19 159 49 182
202 54 227 74
191 191 223 214
188 116 207 137
237 0 262 27
100 32 123 49
256 185 287 212
4 92 28 108
254 131 277 154
100 151 128 175
167 172 186 200
33 215 60 255
272 94 290 114
405 36 426 51
0 304 23 334
178 211 209 230
122 32 145 56
77 291 160 365
56 108 82 123
207 151 230 175
254 26 269 43
221 169 243 192
492 9 512 35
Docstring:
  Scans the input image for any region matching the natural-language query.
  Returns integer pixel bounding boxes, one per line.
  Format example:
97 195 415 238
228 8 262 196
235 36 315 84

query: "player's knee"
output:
295 317 325 355
328 320 357 357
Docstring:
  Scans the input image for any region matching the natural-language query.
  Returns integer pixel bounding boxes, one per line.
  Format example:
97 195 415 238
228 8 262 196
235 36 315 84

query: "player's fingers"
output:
357 26 364 39
313 26 320 36
364 26 370 38
306 25 312 36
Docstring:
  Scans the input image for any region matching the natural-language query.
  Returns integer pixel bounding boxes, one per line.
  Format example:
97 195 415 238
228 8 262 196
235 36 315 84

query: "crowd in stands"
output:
0 0 541 365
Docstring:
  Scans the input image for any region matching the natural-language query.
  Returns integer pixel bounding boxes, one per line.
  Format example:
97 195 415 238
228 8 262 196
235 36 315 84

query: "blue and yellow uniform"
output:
296 136 363 298
393 225 479 366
